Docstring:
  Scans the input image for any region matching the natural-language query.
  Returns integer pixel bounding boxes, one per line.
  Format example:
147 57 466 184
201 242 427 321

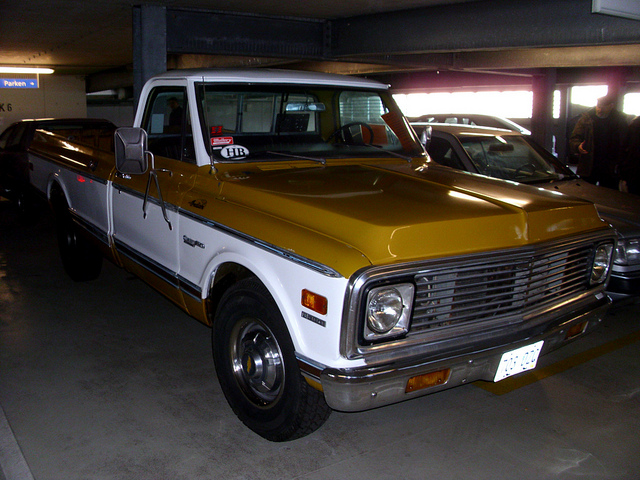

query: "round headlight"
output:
591 243 613 285
367 287 404 334
614 239 640 266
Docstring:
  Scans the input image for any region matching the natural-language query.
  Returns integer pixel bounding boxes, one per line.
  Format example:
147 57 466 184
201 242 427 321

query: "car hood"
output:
213 161 607 277
546 179 640 236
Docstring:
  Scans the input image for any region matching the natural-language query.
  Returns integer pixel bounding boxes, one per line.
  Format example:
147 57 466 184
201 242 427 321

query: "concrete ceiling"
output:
0 0 475 73
2 0 640 92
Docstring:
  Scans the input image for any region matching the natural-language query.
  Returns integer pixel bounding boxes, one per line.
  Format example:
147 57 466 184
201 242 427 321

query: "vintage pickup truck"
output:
27 69 616 441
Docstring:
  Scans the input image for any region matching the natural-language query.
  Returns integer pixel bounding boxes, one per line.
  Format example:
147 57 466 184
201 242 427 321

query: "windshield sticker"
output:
218 145 249 159
211 126 223 135
211 136 234 146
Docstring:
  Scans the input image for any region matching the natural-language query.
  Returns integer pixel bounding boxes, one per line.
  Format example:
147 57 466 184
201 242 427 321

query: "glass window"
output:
458 134 570 182
337 91 400 146
0 123 27 150
201 91 320 135
142 87 194 163
427 137 466 170
0 124 17 149
196 84 424 162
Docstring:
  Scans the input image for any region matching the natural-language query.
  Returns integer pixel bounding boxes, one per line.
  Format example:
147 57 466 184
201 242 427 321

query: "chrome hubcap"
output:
231 318 284 406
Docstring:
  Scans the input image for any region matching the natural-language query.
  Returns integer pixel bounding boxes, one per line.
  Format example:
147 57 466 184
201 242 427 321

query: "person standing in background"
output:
569 94 629 189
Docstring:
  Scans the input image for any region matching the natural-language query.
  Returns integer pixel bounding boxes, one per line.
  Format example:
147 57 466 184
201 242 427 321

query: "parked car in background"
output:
412 122 640 300
408 113 531 135
0 118 116 209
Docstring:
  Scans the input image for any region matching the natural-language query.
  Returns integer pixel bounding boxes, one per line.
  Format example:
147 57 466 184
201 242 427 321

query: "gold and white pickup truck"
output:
27 69 616 441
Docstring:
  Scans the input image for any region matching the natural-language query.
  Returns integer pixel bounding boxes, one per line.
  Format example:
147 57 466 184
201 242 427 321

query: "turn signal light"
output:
406 369 451 393
301 289 327 315
565 321 587 340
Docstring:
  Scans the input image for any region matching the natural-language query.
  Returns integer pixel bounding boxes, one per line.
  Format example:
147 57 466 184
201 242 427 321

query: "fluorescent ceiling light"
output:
0 66 55 74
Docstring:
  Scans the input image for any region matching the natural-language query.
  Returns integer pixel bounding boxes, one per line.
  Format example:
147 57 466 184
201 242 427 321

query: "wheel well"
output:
48 181 68 216
206 263 257 325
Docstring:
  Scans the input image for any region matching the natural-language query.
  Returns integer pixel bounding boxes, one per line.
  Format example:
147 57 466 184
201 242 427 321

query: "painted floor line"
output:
475 329 640 396
0 405 35 480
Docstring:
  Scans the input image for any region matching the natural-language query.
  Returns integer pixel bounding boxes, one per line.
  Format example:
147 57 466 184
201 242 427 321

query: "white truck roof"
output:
150 68 390 89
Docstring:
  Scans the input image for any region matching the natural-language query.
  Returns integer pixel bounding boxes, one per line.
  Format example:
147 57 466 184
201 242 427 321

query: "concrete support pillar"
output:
531 69 556 153
556 85 572 163
133 5 167 110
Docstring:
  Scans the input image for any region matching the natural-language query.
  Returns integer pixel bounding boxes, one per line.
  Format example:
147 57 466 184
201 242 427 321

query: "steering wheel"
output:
514 163 537 178
327 122 374 145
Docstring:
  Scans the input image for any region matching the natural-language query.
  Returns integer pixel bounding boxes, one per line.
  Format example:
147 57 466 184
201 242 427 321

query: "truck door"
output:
111 86 197 305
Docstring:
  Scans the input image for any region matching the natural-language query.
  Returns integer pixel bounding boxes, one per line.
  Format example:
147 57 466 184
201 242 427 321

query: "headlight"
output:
590 243 614 285
364 283 414 341
614 238 640 266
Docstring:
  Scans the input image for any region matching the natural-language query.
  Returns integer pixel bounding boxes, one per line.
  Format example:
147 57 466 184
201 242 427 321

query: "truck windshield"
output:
196 84 425 162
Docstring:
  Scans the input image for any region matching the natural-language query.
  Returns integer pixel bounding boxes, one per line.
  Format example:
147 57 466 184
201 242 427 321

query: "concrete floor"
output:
1 196 640 480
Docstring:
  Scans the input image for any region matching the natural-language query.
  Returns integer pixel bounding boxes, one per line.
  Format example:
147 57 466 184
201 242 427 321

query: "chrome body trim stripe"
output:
112 184 340 278
178 274 203 301
69 210 109 246
179 207 342 278
114 239 203 301
29 150 108 185
114 239 180 289
112 183 179 212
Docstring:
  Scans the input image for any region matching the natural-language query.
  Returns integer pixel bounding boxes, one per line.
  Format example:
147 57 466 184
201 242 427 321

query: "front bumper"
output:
318 295 610 412
608 269 640 300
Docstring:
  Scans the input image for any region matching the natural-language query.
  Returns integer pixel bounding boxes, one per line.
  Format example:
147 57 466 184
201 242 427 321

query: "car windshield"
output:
457 134 576 183
196 84 425 162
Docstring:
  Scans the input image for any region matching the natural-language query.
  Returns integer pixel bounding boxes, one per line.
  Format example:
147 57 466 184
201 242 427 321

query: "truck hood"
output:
545 179 640 237
216 161 606 274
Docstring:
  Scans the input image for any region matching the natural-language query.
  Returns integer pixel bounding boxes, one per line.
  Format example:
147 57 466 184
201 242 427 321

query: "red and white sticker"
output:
211 136 234 146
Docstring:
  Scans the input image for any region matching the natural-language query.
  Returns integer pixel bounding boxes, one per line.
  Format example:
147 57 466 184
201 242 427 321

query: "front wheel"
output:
212 278 331 441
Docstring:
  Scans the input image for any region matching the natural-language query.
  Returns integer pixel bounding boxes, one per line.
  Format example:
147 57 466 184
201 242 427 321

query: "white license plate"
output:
494 341 544 382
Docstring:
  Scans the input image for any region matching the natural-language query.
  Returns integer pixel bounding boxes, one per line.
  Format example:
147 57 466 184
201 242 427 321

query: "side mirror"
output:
114 127 148 174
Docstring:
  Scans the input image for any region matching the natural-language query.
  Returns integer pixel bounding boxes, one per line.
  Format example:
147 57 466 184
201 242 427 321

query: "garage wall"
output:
0 75 86 131
86 103 135 127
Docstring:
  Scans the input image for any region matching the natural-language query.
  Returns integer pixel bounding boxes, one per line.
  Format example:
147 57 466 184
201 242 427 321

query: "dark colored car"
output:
0 118 116 209
412 122 640 300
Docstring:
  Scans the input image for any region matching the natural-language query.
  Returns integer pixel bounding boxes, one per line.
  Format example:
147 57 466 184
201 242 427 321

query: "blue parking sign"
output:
1 78 38 88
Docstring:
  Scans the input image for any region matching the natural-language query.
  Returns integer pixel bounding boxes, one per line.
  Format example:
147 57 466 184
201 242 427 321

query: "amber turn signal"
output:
406 369 451 393
301 289 328 315
565 321 587 340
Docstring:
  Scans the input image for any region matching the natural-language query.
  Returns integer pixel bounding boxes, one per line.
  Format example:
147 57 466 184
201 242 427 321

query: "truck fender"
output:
202 251 307 353
47 175 69 213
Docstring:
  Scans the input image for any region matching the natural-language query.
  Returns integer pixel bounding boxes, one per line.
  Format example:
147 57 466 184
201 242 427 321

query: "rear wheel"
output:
212 278 331 441
51 187 102 281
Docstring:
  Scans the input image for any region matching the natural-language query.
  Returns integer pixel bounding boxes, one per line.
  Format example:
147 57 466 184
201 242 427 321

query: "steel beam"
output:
333 0 640 57
166 8 328 59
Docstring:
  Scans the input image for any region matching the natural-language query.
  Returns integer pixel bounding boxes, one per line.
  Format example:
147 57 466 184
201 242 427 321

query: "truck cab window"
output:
142 87 195 163
338 91 398 146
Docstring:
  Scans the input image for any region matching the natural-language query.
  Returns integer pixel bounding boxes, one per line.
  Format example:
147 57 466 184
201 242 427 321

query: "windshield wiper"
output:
266 151 326 165
360 143 413 162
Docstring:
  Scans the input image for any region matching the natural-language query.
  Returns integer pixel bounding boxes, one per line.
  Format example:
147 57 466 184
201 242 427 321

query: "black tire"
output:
213 278 331 441
52 189 102 282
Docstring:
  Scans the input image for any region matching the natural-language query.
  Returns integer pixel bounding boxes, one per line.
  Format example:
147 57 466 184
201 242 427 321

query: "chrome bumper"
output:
318 296 610 412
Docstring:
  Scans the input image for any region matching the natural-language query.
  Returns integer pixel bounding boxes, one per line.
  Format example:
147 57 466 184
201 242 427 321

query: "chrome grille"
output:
411 243 594 332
